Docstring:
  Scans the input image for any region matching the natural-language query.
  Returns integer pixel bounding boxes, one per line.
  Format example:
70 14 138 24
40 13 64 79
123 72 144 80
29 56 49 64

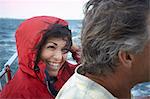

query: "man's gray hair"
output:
81 0 149 75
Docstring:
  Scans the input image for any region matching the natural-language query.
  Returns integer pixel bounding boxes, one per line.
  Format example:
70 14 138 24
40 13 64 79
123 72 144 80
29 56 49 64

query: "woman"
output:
0 16 80 99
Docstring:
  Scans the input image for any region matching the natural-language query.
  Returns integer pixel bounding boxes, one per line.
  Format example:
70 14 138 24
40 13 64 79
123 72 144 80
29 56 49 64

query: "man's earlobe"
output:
118 50 134 68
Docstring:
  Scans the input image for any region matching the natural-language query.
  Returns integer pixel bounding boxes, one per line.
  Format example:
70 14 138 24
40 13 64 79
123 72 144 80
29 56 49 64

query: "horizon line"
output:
0 17 83 20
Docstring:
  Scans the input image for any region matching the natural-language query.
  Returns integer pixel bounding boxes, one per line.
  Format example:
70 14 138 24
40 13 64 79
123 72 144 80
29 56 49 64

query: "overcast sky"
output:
0 0 88 19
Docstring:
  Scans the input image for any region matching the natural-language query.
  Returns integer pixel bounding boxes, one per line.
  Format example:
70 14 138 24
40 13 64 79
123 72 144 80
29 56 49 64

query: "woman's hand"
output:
70 42 80 53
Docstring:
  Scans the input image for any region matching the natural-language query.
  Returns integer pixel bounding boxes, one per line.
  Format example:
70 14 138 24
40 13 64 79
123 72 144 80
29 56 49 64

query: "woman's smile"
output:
46 61 61 70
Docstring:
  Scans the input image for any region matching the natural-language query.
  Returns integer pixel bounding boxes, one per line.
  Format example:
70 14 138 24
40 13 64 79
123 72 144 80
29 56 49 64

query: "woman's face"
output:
41 37 69 76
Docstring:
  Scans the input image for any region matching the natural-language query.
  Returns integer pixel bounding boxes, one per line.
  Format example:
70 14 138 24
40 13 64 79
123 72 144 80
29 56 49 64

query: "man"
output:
56 0 150 98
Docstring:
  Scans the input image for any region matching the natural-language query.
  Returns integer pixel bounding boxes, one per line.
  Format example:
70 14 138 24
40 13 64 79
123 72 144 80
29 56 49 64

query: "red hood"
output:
15 16 68 82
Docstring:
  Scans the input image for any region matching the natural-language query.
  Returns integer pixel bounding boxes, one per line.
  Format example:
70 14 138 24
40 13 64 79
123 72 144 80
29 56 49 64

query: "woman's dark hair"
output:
34 23 72 71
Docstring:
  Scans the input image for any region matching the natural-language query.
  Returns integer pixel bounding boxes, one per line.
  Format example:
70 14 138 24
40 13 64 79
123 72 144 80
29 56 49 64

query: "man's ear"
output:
118 50 134 68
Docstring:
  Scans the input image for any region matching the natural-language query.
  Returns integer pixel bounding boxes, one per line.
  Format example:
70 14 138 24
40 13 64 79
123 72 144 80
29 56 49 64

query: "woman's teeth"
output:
47 63 60 70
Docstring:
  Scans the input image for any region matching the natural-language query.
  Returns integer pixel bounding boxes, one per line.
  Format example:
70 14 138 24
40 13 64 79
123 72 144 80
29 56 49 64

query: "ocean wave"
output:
0 40 16 45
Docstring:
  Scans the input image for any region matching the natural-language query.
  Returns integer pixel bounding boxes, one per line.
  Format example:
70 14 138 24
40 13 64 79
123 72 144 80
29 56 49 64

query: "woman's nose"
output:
53 50 63 61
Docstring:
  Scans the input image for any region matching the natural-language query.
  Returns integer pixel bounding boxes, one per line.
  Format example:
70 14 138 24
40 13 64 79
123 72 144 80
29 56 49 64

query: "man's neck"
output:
85 72 132 98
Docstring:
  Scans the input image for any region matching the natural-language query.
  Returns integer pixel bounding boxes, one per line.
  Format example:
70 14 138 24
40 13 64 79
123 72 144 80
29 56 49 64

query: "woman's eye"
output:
47 45 55 49
62 48 69 54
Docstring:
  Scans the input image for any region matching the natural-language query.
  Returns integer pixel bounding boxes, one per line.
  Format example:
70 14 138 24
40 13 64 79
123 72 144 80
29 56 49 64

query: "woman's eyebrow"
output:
47 41 57 46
